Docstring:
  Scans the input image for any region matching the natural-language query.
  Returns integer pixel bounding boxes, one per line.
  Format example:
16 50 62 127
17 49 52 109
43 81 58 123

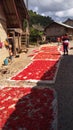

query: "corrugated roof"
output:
45 21 73 30
55 21 73 29
32 24 44 31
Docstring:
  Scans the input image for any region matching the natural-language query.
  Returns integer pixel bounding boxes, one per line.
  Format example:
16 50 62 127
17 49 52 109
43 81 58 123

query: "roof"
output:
2 0 29 29
7 28 23 34
32 24 44 31
56 21 73 29
64 18 73 23
45 21 73 30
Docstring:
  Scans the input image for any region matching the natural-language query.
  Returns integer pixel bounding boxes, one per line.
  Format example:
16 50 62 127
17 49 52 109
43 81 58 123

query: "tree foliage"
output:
27 10 54 43
29 27 43 42
28 10 54 27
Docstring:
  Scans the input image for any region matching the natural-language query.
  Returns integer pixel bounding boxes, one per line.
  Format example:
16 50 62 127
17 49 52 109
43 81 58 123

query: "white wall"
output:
0 4 7 42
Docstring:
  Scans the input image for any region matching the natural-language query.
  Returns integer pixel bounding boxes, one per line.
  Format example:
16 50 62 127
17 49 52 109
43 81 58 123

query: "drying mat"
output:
0 87 57 130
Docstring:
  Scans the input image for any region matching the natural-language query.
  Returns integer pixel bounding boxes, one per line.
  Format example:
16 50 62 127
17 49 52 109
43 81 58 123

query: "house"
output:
44 21 73 42
0 0 29 54
64 18 73 27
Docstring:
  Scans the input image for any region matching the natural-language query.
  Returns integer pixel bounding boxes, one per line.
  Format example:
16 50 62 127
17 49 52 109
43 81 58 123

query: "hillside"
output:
28 10 54 27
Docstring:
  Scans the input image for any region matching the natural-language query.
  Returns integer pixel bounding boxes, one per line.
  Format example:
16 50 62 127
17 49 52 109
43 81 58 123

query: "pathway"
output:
0 41 73 130
54 41 73 130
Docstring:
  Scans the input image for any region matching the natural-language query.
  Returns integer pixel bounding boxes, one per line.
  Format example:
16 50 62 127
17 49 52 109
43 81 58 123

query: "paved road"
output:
54 41 73 130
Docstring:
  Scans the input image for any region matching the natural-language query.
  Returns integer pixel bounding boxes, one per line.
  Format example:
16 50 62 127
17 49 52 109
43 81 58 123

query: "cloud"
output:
25 0 73 21
55 8 73 18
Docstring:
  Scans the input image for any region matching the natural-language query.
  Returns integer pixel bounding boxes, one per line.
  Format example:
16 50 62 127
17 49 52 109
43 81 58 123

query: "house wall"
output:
0 1 28 55
45 23 73 40
0 4 7 42
67 29 73 40
45 23 65 37
64 20 73 27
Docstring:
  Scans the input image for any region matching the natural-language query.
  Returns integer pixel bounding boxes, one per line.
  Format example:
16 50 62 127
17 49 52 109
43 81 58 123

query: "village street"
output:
1 0 73 130
0 41 73 130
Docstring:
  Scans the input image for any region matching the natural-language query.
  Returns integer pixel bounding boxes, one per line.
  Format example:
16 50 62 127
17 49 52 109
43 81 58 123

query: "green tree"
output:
24 10 54 44
30 27 43 43
28 10 54 27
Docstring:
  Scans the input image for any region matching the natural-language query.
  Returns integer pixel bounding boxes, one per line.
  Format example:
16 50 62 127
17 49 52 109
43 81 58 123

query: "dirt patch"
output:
0 45 39 87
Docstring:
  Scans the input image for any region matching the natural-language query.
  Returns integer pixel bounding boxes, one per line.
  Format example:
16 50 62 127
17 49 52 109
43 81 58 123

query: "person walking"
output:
62 33 69 55
57 37 61 46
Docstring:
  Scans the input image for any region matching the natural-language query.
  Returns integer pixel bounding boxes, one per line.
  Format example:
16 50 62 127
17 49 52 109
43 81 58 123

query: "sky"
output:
24 0 73 22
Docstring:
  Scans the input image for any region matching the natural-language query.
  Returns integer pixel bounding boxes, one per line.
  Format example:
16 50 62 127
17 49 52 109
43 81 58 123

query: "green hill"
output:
28 10 54 27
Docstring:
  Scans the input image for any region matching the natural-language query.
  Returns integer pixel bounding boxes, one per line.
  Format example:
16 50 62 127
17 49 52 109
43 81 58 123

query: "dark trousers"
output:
63 44 68 54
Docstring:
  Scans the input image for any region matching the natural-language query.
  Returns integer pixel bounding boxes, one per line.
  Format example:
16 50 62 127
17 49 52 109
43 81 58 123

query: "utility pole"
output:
26 0 28 9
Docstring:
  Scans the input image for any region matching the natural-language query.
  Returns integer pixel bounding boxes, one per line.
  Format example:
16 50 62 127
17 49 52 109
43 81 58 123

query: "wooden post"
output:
13 31 16 56
26 19 29 47
18 33 20 52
